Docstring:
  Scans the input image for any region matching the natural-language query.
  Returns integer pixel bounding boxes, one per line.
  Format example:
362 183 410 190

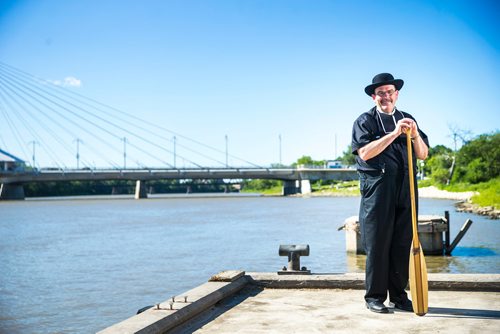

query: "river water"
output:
0 195 498 333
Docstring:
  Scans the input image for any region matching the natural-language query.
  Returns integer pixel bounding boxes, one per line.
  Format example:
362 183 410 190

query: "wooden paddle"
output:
406 129 428 316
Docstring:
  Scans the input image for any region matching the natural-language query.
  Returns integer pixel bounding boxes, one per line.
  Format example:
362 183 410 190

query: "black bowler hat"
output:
364 73 404 96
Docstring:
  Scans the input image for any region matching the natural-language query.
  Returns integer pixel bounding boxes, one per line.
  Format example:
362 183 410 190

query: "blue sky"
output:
0 0 499 168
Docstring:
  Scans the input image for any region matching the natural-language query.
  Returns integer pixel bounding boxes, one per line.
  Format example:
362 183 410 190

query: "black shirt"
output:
351 107 429 174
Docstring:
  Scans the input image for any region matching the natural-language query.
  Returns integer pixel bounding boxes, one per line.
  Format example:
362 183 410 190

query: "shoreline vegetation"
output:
245 182 498 220
20 179 498 219
15 131 498 219
240 134 500 219
276 131 499 219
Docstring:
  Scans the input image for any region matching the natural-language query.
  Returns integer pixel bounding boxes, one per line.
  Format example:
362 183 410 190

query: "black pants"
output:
358 170 415 303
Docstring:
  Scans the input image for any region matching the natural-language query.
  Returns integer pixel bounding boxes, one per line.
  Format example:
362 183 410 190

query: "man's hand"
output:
393 118 418 137
398 118 428 160
358 117 427 161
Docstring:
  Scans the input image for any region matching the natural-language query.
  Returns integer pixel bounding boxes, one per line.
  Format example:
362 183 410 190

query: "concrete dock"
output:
98 272 500 334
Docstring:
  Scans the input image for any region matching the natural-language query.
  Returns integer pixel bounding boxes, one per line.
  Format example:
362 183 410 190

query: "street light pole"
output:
28 140 39 168
122 137 127 169
279 134 282 166
335 133 338 159
173 136 177 168
74 138 82 169
225 134 228 167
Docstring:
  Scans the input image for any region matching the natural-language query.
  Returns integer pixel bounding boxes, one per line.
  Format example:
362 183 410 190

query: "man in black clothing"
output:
351 73 429 313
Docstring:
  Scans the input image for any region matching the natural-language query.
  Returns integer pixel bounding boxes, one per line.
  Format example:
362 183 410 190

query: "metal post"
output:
446 219 473 255
32 141 36 167
76 139 80 169
444 210 450 253
225 135 228 167
279 134 282 166
74 138 82 169
122 137 127 169
335 133 337 159
173 136 177 168
28 140 38 168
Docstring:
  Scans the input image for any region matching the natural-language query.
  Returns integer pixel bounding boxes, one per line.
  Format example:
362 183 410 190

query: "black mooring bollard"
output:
278 244 311 275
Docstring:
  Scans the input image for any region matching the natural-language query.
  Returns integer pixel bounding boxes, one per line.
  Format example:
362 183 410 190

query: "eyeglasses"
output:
375 89 396 97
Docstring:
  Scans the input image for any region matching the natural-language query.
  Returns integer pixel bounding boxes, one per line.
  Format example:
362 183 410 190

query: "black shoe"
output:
390 299 414 312
366 301 389 313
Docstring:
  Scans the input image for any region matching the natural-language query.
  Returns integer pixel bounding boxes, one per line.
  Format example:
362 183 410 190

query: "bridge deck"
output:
1 168 358 183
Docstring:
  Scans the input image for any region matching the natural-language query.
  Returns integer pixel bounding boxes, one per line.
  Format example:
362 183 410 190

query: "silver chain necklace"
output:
376 109 405 134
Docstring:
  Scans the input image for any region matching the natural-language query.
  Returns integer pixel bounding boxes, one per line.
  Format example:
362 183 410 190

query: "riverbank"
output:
455 202 499 220
418 186 476 200
306 185 499 219
419 186 499 219
307 185 476 200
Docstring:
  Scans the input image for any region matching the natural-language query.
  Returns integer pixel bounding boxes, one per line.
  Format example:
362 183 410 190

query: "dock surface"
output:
172 287 498 333
99 272 500 334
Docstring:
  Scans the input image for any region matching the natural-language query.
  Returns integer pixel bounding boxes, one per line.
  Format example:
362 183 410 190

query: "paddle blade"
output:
409 241 429 316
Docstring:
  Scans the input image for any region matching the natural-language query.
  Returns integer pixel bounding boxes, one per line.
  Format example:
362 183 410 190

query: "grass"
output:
420 177 499 208
312 180 360 196
241 185 282 195
417 179 433 188
242 178 499 209
467 178 500 208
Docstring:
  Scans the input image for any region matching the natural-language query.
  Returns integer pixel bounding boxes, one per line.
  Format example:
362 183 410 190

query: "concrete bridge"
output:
0 167 358 200
0 64 360 200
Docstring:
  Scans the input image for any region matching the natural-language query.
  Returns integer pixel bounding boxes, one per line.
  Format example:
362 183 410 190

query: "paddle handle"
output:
407 129 428 316
406 129 419 245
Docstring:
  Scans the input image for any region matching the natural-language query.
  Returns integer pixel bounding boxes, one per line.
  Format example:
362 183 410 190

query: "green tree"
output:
340 145 356 166
292 155 325 167
461 158 490 184
452 132 499 183
428 144 453 156
241 179 281 190
425 154 453 184
423 144 454 184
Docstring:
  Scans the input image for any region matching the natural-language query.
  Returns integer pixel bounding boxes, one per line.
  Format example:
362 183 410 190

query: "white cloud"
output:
63 76 81 87
49 76 82 87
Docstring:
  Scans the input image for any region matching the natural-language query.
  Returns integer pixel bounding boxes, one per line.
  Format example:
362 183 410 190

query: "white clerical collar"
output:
377 107 397 115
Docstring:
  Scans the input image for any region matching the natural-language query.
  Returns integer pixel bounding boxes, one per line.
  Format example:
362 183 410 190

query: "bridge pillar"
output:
134 180 148 199
300 180 311 194
282 180 311 195
282 180 299 196
0 183 25 200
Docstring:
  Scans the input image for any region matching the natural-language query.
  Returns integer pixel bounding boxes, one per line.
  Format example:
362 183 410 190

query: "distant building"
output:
0 149 25 171
325 160 343 169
